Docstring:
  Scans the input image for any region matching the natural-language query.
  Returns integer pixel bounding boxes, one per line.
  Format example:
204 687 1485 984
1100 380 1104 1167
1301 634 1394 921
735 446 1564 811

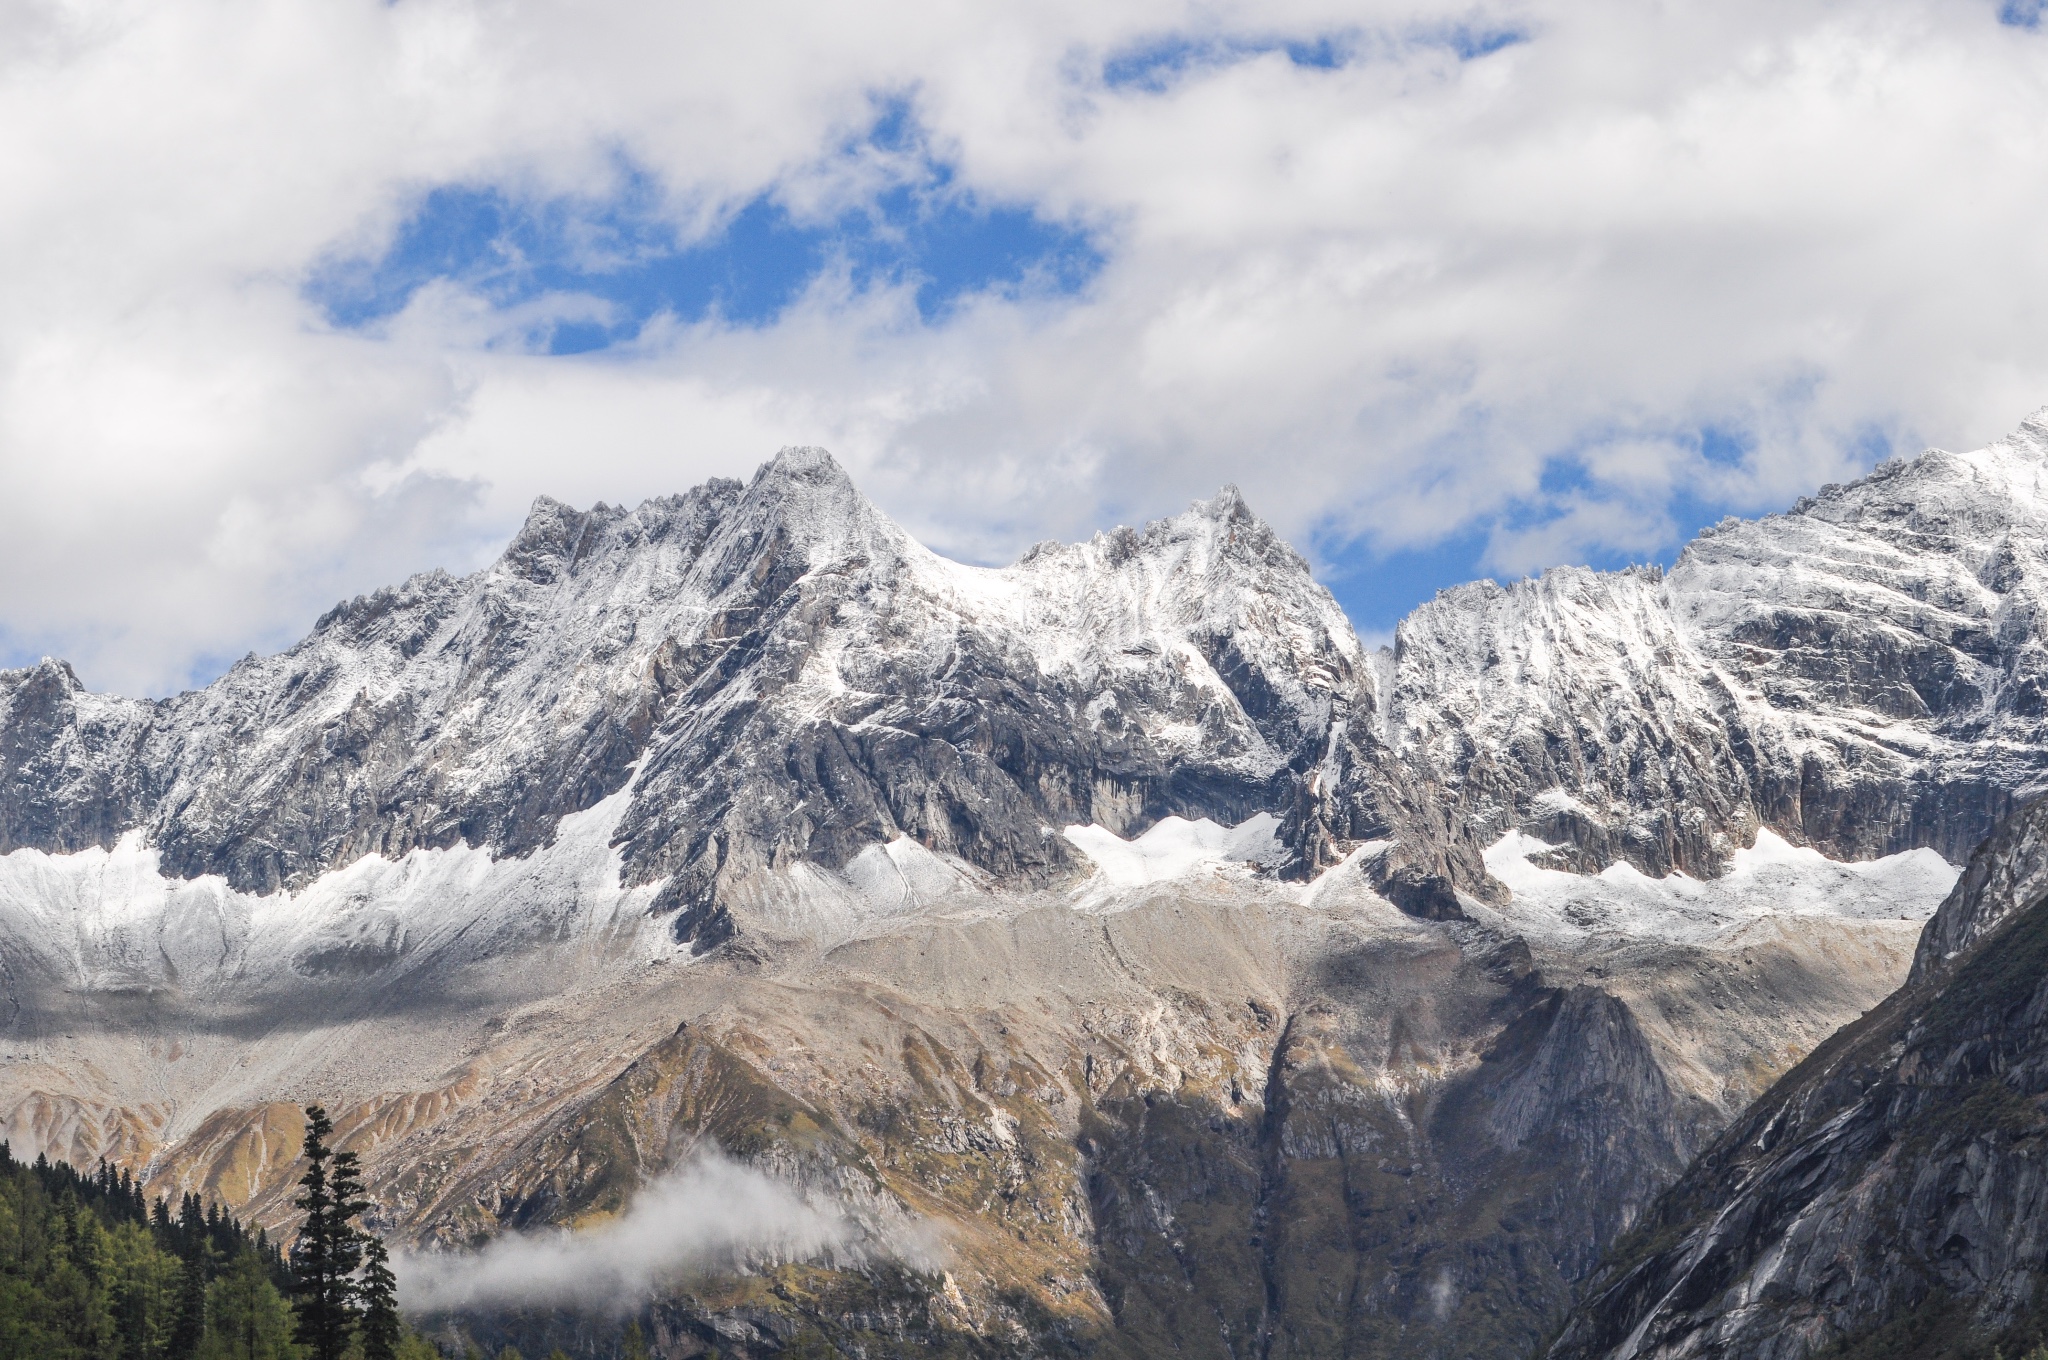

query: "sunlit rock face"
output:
6 414 2048 1357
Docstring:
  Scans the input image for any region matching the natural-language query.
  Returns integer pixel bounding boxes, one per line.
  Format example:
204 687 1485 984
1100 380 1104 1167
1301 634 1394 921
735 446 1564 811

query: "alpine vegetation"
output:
0 1143 293 1359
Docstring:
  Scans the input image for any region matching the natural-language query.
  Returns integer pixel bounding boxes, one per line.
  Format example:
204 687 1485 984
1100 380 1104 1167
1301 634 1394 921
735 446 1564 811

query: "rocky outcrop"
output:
0 658 154 855
1375 411 2048 887
1545 794 2048 1360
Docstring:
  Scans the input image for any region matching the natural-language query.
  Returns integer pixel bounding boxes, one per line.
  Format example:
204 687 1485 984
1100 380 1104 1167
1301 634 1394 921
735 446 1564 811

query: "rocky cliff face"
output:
6 414 2048 1357
1351 410 2048 887
1545 794 2048 1360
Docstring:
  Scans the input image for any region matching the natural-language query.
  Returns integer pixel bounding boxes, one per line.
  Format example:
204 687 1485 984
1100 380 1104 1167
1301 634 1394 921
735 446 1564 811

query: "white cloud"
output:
3 0 2047 691
394 1151 891 1314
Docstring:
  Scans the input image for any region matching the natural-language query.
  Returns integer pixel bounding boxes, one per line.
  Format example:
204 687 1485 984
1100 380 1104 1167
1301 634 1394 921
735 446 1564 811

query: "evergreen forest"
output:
0 1110 443 1360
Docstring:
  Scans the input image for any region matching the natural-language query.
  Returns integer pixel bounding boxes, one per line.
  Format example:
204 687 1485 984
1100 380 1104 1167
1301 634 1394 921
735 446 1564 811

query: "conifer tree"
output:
168 1229 213 1359
358 1233 402 1360
292 1104 369 1360
0 1145 283 1359
202 1247 300 1360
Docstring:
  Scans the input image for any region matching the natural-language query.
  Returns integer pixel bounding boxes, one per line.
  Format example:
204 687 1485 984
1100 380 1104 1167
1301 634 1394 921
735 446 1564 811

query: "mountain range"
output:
7 411 2048 1357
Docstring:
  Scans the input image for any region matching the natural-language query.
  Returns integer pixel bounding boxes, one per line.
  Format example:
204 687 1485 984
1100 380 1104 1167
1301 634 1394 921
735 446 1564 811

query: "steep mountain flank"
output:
1545 795 2048 1360
0 450 1486 924
1345 409 2048 885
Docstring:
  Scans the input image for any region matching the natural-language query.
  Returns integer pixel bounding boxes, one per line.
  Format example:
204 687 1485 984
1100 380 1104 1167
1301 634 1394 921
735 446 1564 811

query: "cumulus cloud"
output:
4 0 2048 690
396 1152 890 1315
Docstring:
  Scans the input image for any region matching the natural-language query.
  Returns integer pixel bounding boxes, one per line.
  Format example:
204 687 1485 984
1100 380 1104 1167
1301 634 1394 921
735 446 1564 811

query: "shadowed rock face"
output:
1545 794 2048 1360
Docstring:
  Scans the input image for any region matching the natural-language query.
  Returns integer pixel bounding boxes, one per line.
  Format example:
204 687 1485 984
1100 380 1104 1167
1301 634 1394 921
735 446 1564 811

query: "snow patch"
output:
1063 814 1283 889
1483 829 1957 944
0 781 671 996
711 836 1002 944
1530 788 1599 818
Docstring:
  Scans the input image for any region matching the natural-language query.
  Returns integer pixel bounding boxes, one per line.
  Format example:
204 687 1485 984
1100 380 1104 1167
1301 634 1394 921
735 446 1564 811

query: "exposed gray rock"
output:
0 658 154 855
0 446 1485 928
1545 793 2048 1360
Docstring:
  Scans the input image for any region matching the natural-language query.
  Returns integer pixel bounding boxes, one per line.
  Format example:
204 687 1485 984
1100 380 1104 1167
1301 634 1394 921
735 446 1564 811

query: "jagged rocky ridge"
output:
12 418 2048 937
1545 791 2048 1360
0 449 1463 936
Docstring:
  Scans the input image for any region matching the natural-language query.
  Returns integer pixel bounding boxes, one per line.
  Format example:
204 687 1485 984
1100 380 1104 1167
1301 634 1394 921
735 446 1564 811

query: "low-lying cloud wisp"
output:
396 1152 864 1313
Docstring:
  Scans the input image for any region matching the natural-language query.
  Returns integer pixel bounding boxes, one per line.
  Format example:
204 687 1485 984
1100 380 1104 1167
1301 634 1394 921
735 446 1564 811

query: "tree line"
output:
0 1105 442 1359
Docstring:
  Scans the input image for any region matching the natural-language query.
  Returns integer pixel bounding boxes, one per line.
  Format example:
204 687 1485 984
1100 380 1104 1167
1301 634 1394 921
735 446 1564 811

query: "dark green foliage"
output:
357 1236 401 1360
169 1198 216 1360
0 1140 290 1359
0 1127 443 1360
201 1248 300 1360
290 1106 369 1360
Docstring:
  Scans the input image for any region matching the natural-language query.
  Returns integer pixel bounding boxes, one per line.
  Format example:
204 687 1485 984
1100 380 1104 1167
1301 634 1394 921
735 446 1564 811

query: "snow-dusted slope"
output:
1385 564 1751 880
1 451 1419 950
1484 829 1955 946
1326 409 2048 891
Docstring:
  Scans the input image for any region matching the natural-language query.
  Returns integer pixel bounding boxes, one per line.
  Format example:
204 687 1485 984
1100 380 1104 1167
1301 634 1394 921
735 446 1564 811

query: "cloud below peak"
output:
395 1151 912 1315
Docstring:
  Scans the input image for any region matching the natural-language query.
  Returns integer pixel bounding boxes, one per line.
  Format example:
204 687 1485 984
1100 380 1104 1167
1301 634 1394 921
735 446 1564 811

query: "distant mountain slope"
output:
1329 408 2048 888
1544 792 2048 1360
1 450 1477 938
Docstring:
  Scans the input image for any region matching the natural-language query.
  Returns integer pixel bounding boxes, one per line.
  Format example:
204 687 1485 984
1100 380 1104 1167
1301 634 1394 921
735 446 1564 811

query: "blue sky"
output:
309 107 1105 350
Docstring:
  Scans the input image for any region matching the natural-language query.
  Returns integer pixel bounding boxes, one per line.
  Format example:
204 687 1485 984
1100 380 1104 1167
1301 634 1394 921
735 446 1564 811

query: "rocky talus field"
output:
9 412 2048 1357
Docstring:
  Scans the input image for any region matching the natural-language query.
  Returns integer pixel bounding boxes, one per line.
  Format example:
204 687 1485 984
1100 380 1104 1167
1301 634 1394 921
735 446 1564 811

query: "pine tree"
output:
168 1231 213 1359
201 1247 299 1360
329 1148 370 1282
357 1234 402 1360
292 1104 368 1360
